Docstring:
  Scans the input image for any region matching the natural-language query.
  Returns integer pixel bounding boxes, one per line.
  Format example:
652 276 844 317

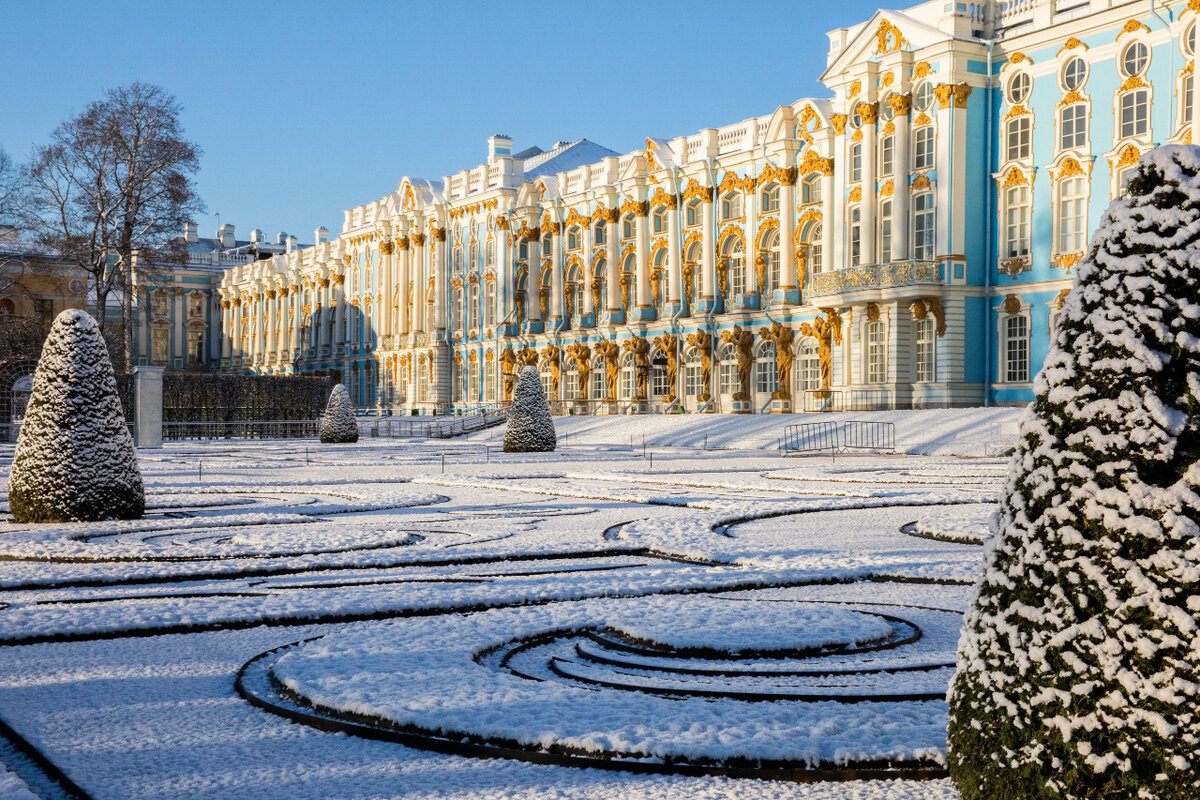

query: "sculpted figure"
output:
594 339 620 401
500 348 518 403
686 329 713 401
721 325 755 400
567 342 591 397
652 333 678 401
759 321 796 401
540 345 561 398
623 336 650 400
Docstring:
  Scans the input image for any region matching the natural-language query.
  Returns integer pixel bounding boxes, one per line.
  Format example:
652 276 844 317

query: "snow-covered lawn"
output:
0 408 1022 799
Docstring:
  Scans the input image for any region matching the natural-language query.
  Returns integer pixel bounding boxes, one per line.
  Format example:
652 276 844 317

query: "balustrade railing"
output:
808 260 943 297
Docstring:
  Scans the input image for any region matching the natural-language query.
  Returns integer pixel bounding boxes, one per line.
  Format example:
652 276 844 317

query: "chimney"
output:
275 232 287 245
217 223 236 248
249 229 264 243
183 221 199 243
285 235 298 253
488 134 512 165
314 226 329 244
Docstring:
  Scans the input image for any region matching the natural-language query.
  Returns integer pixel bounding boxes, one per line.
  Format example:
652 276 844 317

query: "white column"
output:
701 190 715 301
820 170 835 272
413 235 426 332
433 231 446 331
860 103 878 263
381 242 394 341
780 174 796 294
221 300 232 359
667 198 681 304
335 278 347 350
832 125 846 270
398 238 411 334
605 215 620 314
582 223 594 317
893 95 912 260
550 224 563 325
290 287 301 354
635 205 650 316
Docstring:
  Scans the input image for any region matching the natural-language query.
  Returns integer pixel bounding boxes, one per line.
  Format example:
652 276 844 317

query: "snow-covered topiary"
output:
503 365 556 453
319 384 358 444
948 145 1200 800
8 309 144 522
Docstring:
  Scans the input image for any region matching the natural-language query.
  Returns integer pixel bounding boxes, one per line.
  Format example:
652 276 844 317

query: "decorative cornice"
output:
682 181 715 203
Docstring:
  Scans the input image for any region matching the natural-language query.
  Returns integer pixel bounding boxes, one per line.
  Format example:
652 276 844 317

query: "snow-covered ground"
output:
0 408 1021 799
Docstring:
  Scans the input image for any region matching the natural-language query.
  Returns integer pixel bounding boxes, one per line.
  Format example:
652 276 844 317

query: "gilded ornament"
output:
856 102 880 125
882 121 896 135
830 114 849 136
913 112 932 126
1114 144 1141 169
866 302 881 322
913 61 933 78
1117 19 1150 38
1000 257 1031 278
1004 104 1031 120
881 72 894 88
849 186 863 202
851 128 864 143
1053 252 1084 273
1005 53 1031 68
411 233 426 246
874 19 908 55
1002 294 1022 314
1052 288 1071 310
1000 167 1028 188
798 149 835 177
1058 37 1088 55
685 329 712 401
379 241 394 256
879 179 895 197
910 173 931 192
1056 157 1087 179
1119 75 1149 92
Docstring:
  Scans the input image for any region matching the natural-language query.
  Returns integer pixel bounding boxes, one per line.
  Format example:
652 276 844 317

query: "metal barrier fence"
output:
163 420 321 440
780 421 841 454
780 420 897 456
842 420 896 452
369 410 506 440
795 390 894 413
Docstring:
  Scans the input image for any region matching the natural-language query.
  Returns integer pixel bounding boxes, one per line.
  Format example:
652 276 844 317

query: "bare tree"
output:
23 83 202 371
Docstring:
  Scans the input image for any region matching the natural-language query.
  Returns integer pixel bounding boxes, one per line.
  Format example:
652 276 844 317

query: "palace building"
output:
211 0 1200 413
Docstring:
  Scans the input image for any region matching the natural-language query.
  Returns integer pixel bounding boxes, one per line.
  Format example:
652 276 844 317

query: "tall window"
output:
1060 104 1087 150
802 222 823 273
540 362 554 399
651 351 669 397
850 143 863 183
797 340 820 391
915 317 934 382
187 293 205 318
721 192 743 220
686 200 702 227
684 349 702 397
802 174 822 204
1005 315 1029 382
486 240 495 267
880 136 894 176
880 199 893 263
484 360 496 402
484 281 496 328
755 342 777 395
866 321 885 383
594 223 606 245
761 184 780 213
1183 73 1195 134
914 127 934 170
467 358 480 402
467 284 480 331
187 329 203 363
620 353 635 399
453 361 464 403
567 227 580 250
653 208 667 234
622 214 634 239
725 237 745 296
453 247 463 273
1006 117 1031 162
564 365 579 401
914 193 935 260
1058 176 1087 253
591 359 607 399
1119 89 1150 139
849 206 862 266
718 343 737 395
1005 186 1030 259
622 255 637 308
452 288 463 331
762 229 780 290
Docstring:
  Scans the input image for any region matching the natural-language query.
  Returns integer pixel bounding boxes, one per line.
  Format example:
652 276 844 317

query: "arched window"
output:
802 174 822 205
593 258 606 312
452 287 463 331
761 183 779 214
539 359 554 399
650 348 669 398
686 199 702 227
797 338 820 392
723 236 745 297
619 351 636 400
453 359 464 403
879 199 893 263
467 357 480 402
801 222 823 274
755 340 777 396
484 357 496 402
564 361 579 400
469 241 479 269
621 254 637 309
453 246 464 273
566 264 583 320
591 357 607 399
761 228 780 291
653 247 669 306
721 192 743 221
684 347 703 398
718 342 738 396
594 222 606 245
567 226 581 250
467 284 480 331
622 213 635 240
652 207 667 234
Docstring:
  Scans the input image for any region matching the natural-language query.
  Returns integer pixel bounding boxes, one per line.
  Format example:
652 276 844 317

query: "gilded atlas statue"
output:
540 344 561 398
759 321 795 402
594 339 620 401
566 342 591 398
686 329 713 403
798 308 844 396
622 336 651 401
500 347 518 404
652 333 678 402
721 325 755 401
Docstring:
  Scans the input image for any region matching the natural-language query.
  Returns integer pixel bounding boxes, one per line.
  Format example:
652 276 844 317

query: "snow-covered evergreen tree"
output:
319 384 358 444
8 309 144 522
503 365 555 453
949 145 1200 800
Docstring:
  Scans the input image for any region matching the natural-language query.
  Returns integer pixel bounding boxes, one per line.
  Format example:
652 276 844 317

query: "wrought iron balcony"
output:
808 260 943 298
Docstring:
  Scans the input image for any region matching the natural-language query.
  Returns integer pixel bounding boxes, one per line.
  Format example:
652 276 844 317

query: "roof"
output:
522 139 619 180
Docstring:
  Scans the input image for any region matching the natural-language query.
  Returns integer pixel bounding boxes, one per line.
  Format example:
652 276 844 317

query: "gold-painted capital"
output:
888 93 912 116
856 102 880 125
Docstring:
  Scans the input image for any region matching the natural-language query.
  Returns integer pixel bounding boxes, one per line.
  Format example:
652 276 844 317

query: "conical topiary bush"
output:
8 309 144 522
319 384 358 443
503 365 555 453
948 145 1200 800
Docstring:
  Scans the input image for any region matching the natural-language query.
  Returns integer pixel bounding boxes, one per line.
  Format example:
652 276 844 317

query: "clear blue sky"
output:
1 0 886 242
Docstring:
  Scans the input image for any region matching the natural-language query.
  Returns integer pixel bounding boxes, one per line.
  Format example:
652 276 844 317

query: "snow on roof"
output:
522 140 619 180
